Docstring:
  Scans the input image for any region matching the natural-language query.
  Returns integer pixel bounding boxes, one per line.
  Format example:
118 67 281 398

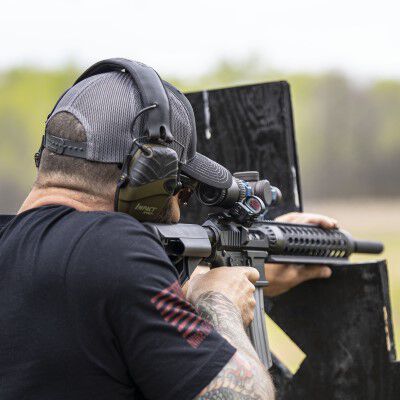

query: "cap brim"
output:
180 152 232 189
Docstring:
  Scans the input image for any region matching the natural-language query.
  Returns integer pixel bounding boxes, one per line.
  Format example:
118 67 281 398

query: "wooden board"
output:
269 261 399 400
182 82 302 223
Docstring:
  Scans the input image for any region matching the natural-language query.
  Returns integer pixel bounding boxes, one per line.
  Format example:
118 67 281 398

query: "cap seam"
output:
164 81 197 163
166 89 191 163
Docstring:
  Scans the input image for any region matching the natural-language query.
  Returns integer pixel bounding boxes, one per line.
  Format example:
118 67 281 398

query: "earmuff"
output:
114 142 181 221
35 58 182 222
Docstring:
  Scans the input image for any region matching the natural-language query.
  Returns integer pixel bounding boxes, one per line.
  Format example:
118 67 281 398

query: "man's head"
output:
35 111 120 204
31 59 232 223
34 111 182 222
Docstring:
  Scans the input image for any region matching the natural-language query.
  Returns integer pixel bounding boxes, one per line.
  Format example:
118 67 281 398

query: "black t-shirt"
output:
0 205 236 400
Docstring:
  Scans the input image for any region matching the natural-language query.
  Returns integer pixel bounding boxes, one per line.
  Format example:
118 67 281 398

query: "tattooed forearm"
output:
195 292 240 333
195 346 274 399
194 292 275 400
198 389 258 400
195 292 260 362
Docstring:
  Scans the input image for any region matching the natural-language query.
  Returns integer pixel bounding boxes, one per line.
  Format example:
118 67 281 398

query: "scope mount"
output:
222 195 266 226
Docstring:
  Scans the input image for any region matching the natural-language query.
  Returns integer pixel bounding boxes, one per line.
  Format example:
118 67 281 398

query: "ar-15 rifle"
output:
145 171 384 369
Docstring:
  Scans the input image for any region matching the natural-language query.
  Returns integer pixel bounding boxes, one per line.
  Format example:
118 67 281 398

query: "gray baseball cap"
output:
47 69 232 189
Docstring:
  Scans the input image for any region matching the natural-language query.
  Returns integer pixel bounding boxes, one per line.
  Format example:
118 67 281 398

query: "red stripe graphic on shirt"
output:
178 314 196 332
151 280 212 348
164 303 188 321
171 308 192 326
183 316 203 338
160 298 181 316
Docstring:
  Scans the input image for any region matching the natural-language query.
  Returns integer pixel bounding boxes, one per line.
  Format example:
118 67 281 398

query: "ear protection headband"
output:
35 58 182 222
75 58 174 142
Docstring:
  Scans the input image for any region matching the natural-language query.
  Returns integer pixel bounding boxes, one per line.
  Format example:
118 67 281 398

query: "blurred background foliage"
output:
1 58 400 210
0 58 399 362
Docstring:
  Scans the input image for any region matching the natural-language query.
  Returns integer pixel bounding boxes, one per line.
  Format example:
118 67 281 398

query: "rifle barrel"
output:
353 239 384 254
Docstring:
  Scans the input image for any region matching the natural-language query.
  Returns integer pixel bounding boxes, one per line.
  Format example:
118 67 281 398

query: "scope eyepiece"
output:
195 183 227 206
195 178 247 208
195 170 282 211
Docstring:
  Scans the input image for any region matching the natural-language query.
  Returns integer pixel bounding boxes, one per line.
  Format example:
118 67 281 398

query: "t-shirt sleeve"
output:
96 214 236 400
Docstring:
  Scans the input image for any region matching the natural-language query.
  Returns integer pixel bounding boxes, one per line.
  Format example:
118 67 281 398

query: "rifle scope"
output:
196 171 282 209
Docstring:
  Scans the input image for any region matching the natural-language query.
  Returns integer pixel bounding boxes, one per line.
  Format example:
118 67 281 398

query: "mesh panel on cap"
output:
47 66 232 189
53 74 104 110
48 71 194 164
49 72 142 162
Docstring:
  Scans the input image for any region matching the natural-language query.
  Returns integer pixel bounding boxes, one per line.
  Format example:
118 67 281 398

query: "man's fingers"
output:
192 265 210 276
297 265 332 282
301 213 338 228
275 212 338 228
241 267 260 283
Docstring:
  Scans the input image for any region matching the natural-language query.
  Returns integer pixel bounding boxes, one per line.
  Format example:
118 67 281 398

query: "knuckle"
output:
248 311 255 322
288 268 300 280
249 283 256 293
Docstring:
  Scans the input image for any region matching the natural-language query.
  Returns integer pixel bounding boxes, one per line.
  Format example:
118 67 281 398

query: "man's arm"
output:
187 270 275 400
194 292 274 399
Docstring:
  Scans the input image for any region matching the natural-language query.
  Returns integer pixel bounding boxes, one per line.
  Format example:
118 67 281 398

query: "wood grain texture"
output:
182 82 302 223
269 260 399 400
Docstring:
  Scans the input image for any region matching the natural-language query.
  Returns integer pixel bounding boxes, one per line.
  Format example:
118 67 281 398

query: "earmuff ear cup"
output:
115 145 179 222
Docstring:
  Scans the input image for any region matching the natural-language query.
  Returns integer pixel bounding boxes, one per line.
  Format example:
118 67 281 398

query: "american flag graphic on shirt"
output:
151 280 212 348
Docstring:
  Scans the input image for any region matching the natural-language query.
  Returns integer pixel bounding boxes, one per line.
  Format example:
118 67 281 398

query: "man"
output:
0 63 336 400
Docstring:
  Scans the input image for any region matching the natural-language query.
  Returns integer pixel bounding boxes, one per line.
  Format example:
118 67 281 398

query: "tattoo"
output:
195 292 260 361
194 292 275 400
196 292 241 331
198 390 258 400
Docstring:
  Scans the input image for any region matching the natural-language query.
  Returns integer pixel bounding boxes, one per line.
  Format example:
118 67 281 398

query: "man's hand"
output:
186 267 259 326
188 267 275 399
264 212 337 297
274 211 338 228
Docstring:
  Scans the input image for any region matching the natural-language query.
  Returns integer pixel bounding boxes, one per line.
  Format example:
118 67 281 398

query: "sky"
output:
1 0 399 81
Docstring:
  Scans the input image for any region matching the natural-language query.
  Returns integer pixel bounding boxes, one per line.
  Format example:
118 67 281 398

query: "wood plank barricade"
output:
269 261 399 400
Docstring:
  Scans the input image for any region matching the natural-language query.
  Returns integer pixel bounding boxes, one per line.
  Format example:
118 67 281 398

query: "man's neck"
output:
18 187 114 214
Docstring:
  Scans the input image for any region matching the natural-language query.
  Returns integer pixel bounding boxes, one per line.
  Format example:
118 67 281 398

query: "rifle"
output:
145 171 384 369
